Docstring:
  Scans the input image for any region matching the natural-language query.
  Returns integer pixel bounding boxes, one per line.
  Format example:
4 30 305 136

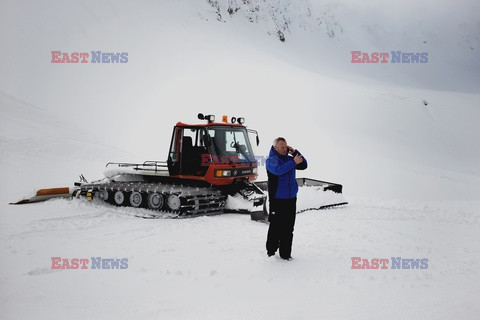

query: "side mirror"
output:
247 129 260 147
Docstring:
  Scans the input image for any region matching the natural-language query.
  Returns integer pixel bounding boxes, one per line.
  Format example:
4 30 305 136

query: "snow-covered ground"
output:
1 0 480 319
1 196 479 320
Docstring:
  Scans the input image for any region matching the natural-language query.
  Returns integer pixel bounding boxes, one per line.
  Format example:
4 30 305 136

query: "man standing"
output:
266 137 307 260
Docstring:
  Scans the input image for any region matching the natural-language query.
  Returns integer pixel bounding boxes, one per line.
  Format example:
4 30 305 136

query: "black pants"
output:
266 197 297 259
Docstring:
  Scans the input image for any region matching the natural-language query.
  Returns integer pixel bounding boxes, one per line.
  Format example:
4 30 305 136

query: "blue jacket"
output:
266 146 308 199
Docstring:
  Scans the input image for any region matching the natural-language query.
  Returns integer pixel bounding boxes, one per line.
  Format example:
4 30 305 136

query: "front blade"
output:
254 178 348 213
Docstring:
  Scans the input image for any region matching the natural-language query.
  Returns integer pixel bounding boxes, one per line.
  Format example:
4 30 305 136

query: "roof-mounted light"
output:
237 117 245 125
198 113 215 122
231 117 236 124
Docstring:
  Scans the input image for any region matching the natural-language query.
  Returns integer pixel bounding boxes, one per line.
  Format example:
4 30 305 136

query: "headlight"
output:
252 167 258 174
215 169 232 177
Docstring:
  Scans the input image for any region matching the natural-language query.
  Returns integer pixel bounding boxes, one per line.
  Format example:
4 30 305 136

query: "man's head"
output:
273 137 288 155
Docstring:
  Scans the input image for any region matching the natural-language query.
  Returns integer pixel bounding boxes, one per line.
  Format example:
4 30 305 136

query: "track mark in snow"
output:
26 267 63 276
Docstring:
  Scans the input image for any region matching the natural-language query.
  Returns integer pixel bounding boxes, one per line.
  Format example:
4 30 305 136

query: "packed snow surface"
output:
1 196 479 320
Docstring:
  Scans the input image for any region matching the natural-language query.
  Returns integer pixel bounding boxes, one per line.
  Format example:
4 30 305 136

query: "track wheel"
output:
98 190 109 201
167 194 181 211
147 193 164 210
113 190 126 206
129 191 143 208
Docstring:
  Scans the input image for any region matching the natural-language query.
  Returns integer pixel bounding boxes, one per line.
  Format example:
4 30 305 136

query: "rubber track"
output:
79 181 227 218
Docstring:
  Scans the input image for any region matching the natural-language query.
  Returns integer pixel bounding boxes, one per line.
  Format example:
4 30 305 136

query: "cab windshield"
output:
207 126 255 164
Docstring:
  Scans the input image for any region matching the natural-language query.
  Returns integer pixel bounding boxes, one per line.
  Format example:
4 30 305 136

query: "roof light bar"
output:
198 113 215 122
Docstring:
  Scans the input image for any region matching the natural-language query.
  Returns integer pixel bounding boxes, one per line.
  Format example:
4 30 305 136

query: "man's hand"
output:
287 146 296 155
294 154 303 164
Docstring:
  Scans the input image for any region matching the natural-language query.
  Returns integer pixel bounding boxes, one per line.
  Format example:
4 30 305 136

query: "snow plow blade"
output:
254 178 347 216
10 187 73 205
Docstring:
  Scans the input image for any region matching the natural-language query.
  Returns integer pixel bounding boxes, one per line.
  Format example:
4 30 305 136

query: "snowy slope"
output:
0 90 135 201
1 0 479 199
1 0 480 319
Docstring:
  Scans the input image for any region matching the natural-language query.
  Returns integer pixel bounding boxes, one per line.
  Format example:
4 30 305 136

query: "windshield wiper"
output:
233 142 252 167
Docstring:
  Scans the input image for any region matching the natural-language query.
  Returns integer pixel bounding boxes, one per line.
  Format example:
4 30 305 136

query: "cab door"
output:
167 126 210 177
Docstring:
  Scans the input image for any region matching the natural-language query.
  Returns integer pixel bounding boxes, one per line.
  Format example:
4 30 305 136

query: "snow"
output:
225 193 255 211
1 0 480 319
2 197 479 320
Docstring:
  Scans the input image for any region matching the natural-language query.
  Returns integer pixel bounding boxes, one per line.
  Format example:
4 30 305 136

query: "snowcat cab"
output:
167 113 259 186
